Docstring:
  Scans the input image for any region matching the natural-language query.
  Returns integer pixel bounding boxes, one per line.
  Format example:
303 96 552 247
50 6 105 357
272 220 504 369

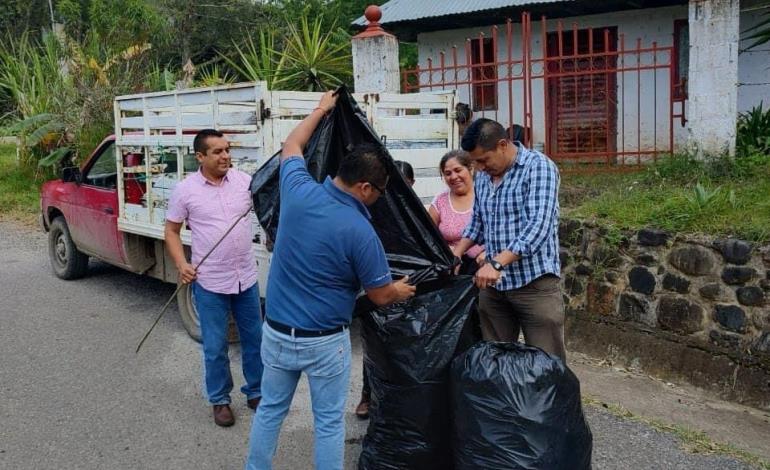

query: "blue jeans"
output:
245 323 352 470
192 282 263 405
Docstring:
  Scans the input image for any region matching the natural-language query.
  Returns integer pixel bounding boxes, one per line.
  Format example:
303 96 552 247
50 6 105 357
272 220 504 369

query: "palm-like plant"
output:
221 30 286 89
279 15 352 91
197 63 236 87
743 9 770 50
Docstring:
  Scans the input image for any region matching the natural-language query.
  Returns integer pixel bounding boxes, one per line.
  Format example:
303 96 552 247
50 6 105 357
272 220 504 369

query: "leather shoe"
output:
355 394 370 420
247 397 261 411
213 404 235 427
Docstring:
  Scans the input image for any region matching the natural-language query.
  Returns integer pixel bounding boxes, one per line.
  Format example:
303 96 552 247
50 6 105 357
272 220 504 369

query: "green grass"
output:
582 395 770 469
0 143 45 224
562 154 770 242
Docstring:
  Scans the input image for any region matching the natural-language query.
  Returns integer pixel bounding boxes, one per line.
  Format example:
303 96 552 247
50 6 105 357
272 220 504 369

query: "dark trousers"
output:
478 274 567 362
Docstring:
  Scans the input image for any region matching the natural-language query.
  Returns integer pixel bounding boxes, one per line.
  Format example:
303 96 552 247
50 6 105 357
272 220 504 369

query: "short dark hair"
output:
455 102 472 124
394 160 414 181
460 118 507 152
193 129 224 154
336 143 388 188
439 150 472 173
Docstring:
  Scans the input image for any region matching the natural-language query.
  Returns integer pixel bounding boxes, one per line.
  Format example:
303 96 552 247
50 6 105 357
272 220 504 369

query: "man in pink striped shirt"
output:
165 129 264 427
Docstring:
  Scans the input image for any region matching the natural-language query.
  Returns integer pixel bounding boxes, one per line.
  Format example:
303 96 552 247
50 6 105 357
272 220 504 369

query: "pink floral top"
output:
431 190 484 259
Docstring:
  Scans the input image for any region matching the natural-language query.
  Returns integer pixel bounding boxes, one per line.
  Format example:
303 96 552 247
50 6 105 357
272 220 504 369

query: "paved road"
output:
0 221 758 469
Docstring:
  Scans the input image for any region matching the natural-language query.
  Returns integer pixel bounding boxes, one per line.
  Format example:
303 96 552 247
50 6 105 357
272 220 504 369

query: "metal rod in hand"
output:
135 205 253 353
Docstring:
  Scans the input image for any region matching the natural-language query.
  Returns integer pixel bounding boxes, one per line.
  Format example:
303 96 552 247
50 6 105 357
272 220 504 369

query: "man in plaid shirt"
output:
452 118 565 361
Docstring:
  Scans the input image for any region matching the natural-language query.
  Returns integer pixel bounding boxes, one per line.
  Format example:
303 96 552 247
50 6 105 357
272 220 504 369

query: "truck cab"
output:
41 136 125 278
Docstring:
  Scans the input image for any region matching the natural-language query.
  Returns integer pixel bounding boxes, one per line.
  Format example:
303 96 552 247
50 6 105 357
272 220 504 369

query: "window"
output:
673 19 689 100
470 38 497 111
84 143 118 188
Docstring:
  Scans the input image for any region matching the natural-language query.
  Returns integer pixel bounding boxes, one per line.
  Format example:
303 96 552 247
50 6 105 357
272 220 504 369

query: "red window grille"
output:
470 38 497 111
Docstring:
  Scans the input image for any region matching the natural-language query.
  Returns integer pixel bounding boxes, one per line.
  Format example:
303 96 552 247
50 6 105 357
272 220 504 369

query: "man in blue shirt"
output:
452 118 565 362
246 91 416 470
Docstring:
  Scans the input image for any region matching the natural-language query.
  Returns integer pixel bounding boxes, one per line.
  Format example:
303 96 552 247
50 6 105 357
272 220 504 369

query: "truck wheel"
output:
176 282 240 344
48 217 89 280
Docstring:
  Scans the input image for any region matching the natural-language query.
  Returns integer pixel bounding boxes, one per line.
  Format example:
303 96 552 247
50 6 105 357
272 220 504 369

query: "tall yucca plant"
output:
222 30 286 89
279 15 352 91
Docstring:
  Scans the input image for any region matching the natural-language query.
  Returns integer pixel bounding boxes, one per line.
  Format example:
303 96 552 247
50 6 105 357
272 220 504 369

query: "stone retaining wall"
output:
559 220 770 409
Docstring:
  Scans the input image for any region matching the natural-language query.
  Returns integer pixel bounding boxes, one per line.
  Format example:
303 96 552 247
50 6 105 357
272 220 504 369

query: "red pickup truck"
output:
39 134 209 340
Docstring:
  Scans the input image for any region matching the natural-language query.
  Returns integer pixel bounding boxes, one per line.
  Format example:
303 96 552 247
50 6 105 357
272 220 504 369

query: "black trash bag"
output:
358 275 480 470
249 86 454 280
451 342 593 470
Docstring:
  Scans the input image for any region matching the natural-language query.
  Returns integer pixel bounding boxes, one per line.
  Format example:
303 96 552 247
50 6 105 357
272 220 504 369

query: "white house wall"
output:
738 2 770 114
415 4 764 158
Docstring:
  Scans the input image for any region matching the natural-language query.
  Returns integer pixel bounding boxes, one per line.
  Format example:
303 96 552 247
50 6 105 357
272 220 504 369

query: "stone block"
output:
753 332 770 353
635 252 658 266
761 279 770 291
559 218 583 247
699 283 726 301
587 281 618 316
564 274 584 296
668 245 716 276
736 286 765 306
657 295 704 335
714 304 747 333
559 248 571 270
713 239 752 265
605 271 620 284
637 228 669 246
721 267 756 285
628 267 656 295
575 262 593 276
618 293 655 326
662 273 690 294
709 330 743 350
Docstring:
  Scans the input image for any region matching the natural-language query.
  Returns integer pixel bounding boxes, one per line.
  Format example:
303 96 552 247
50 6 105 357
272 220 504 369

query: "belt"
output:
266 317 347 338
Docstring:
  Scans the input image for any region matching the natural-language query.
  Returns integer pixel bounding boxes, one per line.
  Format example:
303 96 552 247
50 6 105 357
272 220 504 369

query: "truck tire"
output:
48 217 89 280
176 282 240 344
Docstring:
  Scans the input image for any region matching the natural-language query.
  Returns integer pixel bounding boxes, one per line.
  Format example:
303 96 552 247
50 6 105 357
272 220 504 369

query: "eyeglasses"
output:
367 180 387 195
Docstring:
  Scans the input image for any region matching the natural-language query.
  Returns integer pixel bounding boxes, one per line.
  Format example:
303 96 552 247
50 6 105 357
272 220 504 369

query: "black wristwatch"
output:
489 259 504 272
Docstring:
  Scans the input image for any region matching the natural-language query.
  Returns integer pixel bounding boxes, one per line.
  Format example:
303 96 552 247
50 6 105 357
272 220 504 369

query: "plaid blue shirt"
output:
463 143 561 290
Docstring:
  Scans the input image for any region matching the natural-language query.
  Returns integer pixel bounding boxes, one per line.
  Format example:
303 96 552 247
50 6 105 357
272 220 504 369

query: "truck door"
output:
70 141 125 265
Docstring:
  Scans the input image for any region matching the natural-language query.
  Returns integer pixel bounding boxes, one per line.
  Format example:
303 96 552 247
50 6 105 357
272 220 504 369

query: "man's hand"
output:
475 250 487 267
473 263 501 289
365 275 417 306
392 276 417 302
281 90 340 159
317 90 338 113
177 262 197 284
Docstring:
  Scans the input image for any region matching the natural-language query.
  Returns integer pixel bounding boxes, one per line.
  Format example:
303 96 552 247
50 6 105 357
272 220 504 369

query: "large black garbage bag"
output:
451 342 593 470
358 276 480 470
249 86 454 279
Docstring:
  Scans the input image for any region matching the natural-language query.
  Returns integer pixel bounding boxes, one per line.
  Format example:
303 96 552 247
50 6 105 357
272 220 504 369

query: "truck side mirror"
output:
61 166 81 184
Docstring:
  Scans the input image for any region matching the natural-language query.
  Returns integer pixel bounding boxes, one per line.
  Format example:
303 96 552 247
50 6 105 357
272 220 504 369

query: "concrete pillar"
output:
352 5 400 94
686 0 740 157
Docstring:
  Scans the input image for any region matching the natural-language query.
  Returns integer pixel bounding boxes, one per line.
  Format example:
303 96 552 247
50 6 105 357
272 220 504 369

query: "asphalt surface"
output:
0 221 759 469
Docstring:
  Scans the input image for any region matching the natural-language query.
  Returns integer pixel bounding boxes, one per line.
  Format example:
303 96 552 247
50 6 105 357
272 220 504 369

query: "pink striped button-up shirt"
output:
166 169 258 294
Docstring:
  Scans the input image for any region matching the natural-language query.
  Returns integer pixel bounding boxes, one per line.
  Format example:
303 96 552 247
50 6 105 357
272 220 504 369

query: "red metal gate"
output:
401 12 687 171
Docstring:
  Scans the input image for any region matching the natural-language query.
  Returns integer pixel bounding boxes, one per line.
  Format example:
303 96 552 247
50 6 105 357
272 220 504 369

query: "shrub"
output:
736 103 770 157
